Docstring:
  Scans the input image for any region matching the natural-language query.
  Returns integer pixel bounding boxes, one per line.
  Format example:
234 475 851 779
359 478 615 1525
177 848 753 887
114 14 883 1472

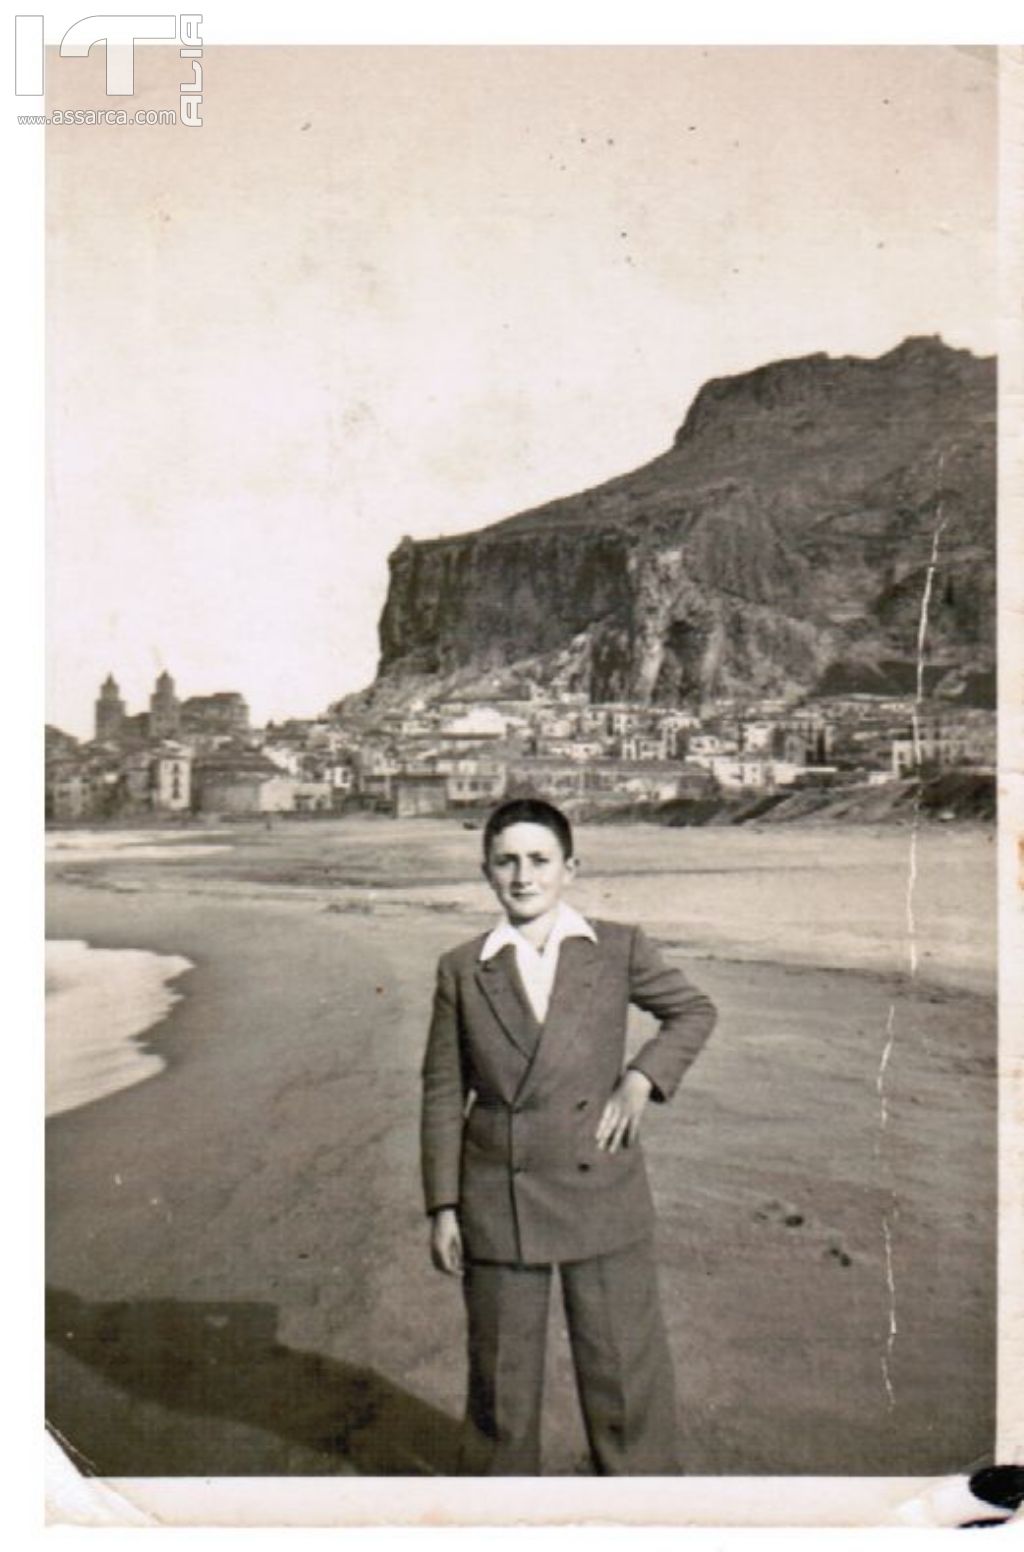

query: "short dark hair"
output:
482 798 574 860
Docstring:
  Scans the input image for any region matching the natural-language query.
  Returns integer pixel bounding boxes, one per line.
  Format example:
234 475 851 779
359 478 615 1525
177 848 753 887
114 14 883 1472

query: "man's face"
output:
482 821 576 925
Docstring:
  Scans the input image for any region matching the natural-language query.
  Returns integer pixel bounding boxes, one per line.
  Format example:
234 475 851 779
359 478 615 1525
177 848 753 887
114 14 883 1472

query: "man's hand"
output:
596 1069 654 1153
429 1207 464 1275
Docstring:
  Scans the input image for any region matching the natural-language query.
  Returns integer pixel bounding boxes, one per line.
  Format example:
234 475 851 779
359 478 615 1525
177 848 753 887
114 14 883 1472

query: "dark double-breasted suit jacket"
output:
420 919 717 1266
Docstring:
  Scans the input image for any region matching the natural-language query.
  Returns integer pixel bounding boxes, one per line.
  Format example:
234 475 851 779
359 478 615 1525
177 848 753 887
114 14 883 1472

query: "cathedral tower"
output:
94 673 126 742
149 670 181 739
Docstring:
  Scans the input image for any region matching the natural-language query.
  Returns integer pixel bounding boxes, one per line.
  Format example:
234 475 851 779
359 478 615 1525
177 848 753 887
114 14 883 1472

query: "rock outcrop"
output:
350 336 995 711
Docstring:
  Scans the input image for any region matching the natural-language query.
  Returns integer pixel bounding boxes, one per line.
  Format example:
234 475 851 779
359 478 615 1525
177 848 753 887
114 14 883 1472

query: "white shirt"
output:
479 900 597 1025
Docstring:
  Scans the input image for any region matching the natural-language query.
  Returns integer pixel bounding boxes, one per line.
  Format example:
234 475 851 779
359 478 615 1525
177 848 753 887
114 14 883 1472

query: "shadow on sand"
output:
46 1286 463 1476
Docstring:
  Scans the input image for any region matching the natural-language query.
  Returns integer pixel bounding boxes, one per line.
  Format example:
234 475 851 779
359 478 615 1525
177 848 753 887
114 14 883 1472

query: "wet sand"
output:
45 818 996 1477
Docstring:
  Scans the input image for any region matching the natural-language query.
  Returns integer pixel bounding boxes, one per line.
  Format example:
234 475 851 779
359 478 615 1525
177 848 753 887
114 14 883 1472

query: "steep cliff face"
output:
360 336 995 709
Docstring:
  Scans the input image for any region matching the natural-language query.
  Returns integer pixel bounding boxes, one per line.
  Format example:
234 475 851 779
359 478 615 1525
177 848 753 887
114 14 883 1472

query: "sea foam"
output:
46 939 193 1118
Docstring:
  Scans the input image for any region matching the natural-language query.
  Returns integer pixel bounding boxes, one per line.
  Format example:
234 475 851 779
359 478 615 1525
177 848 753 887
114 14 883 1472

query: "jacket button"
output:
512 1165 524 1176
578 1162 591 1172
575 1099 588 1111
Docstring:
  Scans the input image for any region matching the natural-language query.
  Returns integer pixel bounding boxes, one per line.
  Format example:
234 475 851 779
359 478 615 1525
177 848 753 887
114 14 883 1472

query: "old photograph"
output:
39 31 1018 1528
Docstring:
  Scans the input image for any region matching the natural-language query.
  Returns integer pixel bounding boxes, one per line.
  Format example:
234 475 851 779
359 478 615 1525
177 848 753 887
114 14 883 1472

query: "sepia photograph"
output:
35 17 1022 1531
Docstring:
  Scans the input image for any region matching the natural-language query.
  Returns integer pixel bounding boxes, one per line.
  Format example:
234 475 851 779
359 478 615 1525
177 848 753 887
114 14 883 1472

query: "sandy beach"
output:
45 816 996 1478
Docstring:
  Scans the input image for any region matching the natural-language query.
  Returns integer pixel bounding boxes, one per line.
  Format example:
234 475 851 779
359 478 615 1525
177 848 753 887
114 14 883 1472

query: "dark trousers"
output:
459 1236 679 1475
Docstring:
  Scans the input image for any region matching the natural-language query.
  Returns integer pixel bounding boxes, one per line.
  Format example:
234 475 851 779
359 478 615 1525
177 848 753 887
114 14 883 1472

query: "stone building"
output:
890 732 969 777
153 748 192 811
506 757 588 801
46 758 120 820
445 761 507 806
355 746 401 802
620 734 668 762
773 717 834 766
394 774 449 818
121 750 156 808
120 712 151 742
149 671 181 739
700 755 799 791
585 759 699 802
292 781 333 812
180 691 250 737
111 745 192 813
199 772 299 814
48 769 92 821
94 674 126 742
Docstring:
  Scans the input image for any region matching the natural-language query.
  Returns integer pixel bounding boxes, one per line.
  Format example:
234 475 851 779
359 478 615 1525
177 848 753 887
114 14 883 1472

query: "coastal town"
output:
45 667 997 823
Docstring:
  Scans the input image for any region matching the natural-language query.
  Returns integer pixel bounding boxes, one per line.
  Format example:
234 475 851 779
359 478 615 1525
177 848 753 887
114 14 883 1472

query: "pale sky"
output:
46 45 997 737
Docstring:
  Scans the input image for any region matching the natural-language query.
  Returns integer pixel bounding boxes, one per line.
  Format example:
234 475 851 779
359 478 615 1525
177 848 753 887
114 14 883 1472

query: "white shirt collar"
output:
479 899 596 961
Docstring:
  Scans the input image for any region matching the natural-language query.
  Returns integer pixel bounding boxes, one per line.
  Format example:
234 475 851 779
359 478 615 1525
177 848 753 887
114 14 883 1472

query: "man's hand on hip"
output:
596 1069 653 1153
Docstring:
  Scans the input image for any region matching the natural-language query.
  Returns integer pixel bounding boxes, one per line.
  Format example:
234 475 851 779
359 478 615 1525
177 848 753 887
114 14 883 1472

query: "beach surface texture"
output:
46 817 996 1480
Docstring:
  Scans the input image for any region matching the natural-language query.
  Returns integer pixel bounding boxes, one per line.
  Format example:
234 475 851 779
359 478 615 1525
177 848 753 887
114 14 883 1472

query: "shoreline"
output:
45 938 194 1118
44 889 991 1012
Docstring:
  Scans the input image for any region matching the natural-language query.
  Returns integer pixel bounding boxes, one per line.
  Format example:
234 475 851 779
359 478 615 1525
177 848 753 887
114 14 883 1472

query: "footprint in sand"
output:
752 1198 803 1227
751 1197 785 1224
751 1198 855 1267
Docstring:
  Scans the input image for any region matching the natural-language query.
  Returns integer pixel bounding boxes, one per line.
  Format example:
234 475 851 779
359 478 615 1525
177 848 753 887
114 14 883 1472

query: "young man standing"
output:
420 798 717 1475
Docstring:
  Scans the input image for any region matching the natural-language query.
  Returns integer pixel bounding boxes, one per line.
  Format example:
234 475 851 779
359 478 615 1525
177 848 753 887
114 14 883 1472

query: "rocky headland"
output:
345 337 995 715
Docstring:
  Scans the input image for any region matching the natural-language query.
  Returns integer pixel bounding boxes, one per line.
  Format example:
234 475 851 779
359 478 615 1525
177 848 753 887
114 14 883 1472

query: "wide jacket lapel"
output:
516 935 601 1101
473 945 541 1061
